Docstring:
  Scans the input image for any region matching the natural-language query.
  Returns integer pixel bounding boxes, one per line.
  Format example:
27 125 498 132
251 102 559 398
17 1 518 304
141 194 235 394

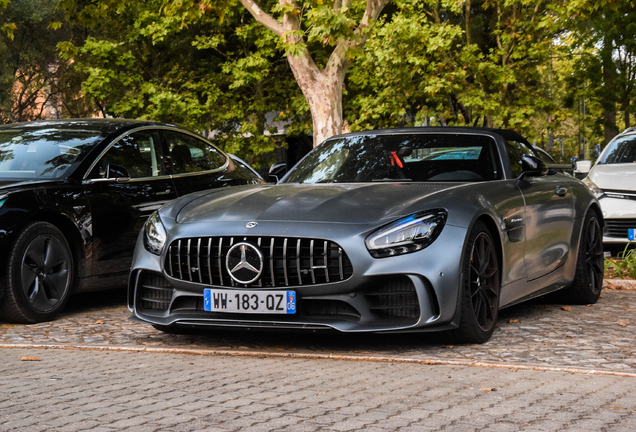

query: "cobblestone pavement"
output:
1 284 636 431
1 285 635 376
2 348 636 431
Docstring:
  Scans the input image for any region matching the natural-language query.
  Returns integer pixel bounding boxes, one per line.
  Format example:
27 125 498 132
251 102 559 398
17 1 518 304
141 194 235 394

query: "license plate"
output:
203 289 296 314
629 229 635 241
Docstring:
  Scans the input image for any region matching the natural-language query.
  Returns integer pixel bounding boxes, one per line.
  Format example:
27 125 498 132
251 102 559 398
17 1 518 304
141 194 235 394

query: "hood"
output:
176 183 464 225
589 164 636 191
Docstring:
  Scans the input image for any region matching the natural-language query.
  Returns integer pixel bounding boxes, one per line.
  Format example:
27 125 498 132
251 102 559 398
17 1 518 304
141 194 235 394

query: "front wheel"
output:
0 222 74 323
446 221 501 344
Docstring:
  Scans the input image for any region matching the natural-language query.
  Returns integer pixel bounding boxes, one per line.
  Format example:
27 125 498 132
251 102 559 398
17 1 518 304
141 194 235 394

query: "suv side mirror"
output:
575 160 592 174
106 164 131 183
268 162 287 183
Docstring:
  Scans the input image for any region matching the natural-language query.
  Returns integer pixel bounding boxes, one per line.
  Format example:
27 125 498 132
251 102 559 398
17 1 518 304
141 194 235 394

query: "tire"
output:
446 221 501 344
558 212 604 304
0 222 74 323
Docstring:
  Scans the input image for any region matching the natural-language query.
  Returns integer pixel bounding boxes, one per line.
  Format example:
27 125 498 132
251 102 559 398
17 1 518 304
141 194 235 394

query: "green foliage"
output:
605 243 636 280
60 0 306 168
0 0 78 123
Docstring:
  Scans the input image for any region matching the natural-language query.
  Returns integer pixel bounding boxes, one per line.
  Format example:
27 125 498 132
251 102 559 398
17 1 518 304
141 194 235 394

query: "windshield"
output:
283 133 501 183
0 128 103 180
599 135 636 164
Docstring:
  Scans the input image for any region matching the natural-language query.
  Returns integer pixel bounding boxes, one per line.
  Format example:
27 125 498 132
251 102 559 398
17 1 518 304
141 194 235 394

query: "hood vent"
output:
165 236 353 288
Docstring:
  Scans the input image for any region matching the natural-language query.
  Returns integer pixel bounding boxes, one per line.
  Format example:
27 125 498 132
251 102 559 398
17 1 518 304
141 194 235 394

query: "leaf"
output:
480 387 496 391
21 357 41 361
561 306 571 311
96 320 104 324
619 322 627 327
48 22 63 30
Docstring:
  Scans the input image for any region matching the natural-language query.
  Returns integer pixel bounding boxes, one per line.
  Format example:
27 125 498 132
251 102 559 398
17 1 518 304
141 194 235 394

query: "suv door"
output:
506 140 575 282
85 129 178 279
162 130 229 196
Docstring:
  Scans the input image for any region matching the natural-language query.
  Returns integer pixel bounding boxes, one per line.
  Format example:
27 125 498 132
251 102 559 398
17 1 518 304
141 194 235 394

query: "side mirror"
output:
268 162 287 183
517 156 547 181
575 160 592 174
106 164 131 183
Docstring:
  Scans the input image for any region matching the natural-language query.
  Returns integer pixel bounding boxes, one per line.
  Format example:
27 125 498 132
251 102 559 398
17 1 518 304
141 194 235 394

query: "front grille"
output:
365 277 420 321
604 218 636 238
137 272 173 311
165 236 353 288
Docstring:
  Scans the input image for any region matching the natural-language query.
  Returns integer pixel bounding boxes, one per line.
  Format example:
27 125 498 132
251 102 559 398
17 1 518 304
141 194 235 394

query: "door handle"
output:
555 186 567 197
156 189 172 196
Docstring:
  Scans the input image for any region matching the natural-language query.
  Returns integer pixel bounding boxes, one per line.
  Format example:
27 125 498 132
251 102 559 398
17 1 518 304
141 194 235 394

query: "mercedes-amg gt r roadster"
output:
128 127 604 343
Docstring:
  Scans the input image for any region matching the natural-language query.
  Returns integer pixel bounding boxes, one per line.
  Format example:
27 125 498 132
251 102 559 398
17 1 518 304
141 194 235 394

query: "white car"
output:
577 127 636 249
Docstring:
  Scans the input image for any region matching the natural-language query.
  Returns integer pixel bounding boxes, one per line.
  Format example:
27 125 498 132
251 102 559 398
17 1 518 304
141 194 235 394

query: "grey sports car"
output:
128 127 603 343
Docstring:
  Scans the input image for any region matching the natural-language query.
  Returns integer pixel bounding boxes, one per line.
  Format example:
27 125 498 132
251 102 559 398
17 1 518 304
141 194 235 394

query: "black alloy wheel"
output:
582 215 604 296
558 212 604 304
447 221 501 344
0 222 74 323
469 231 500 332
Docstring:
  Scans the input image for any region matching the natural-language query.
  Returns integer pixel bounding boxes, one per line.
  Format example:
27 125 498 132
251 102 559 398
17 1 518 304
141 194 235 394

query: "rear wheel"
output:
447 221 500 344
558 212 603 304
0 222 74 323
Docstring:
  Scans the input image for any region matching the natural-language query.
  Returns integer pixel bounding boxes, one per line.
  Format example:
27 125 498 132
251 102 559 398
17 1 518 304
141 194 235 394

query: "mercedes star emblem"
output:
226 242 264 284
245 222 258 229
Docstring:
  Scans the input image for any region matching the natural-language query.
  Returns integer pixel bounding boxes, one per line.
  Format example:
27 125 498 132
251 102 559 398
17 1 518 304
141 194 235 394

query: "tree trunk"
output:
285 46 348 147
239 0 390 147
601 36 619 143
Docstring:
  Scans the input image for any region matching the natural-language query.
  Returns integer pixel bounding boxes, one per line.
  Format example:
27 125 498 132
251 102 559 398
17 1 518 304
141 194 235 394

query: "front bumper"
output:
599 196 636 244
128 221 468 333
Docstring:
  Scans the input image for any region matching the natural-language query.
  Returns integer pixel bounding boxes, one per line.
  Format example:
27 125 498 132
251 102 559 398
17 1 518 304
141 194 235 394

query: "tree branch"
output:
238 0 285 37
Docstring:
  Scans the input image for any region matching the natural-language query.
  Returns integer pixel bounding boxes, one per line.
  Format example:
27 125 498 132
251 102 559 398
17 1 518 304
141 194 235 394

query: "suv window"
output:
599 135 636 164
163 131 226 174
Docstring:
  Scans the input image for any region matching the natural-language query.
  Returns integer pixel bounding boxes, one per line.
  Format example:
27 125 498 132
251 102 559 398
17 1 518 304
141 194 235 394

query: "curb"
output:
2 343 636 379
604 279 636 290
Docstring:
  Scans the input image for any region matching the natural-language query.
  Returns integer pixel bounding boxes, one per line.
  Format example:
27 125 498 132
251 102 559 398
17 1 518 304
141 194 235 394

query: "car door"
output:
506 140 575 282
85 128 178 278
161 130 229 196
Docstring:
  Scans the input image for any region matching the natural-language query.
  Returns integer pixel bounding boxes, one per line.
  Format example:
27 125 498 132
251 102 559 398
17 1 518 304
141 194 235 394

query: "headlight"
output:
143 211 167 255
582 178 604 199
365 209 447 258
0 194 7 208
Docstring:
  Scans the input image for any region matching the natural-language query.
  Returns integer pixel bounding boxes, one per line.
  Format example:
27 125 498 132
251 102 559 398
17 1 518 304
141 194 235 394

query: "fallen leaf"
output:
599 295 605 298
442 345 454 349
586 304 593 307
95 320 104 324
561 306 571 311
508 319 520 323
480 387 496 391
21 356 41 361
619 322 627 327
